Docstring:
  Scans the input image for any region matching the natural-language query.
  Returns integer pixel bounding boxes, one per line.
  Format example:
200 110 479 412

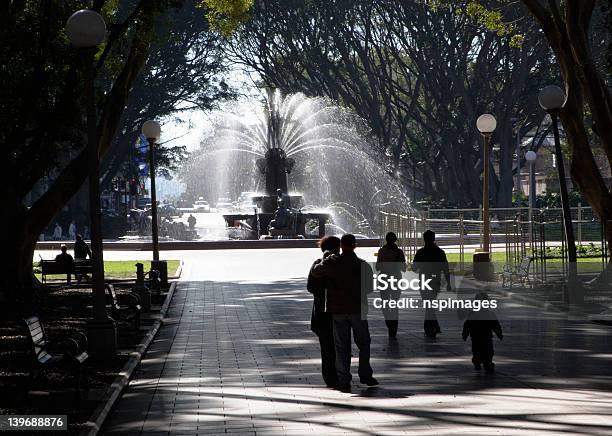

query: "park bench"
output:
40 259 93 284
502 256 533 289
24 316 89 397
105 284 142 329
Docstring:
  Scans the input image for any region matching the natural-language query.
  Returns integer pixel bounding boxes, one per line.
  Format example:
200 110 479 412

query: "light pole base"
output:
473 252 494 281
87 317 117 357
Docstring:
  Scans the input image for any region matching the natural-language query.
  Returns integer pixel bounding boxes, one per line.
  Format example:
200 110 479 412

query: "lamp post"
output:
142 120 168 285
472 114 496 280
476 114 497 253
66 9 116 355
511 117 521 194
538 85 579 295
474 114 497 277
525 150 537 243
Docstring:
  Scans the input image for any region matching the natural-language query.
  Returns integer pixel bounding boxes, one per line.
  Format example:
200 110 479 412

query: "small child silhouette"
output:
462 292 503 374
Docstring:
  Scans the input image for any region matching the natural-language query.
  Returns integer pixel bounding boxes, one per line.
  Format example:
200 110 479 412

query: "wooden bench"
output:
40 259 93 284
106 284 142 329
502 257 533 288
24 316 89 396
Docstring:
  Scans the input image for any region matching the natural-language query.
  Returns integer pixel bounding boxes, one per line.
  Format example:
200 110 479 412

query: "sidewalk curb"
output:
79 280 178 436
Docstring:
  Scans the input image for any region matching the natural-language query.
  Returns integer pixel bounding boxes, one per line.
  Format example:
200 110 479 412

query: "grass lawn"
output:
445 252 606 274
36 259 181 280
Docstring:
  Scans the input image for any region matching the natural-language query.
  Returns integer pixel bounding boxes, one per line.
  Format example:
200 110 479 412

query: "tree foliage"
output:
231 0 553 207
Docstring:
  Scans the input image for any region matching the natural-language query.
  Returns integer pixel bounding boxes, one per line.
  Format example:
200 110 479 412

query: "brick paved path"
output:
104 250 612 435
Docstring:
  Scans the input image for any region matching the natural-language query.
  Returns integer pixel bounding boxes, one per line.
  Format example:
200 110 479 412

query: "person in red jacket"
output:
311 234 377 393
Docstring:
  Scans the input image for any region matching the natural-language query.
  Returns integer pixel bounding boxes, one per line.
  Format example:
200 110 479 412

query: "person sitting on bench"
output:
55 244 74 285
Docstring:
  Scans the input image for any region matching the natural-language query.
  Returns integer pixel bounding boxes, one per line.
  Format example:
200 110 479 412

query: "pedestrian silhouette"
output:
187 214 196 230
412 230 451 339
74 234 91 283
462 292 503 374
55 244 74 285
311 234 378 393
375 232 406 338
307 236 340 388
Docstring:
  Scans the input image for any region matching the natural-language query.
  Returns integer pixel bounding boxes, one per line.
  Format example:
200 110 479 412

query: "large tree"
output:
230 0 552 207
0 0 250 311
451 0 612 253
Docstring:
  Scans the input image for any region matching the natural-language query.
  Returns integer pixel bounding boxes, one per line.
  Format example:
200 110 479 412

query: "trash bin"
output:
473 252 494 281
151 260 168 286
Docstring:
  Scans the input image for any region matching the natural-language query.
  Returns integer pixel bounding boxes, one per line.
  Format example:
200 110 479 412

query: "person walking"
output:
307 236 340 388
375 232 406 338
412 230 451 339
53 222 63 240
311 234 378 393
68 220 77 240
187 214 197 230
462 292 503 374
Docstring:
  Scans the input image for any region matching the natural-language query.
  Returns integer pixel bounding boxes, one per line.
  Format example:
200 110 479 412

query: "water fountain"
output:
186 90 411 239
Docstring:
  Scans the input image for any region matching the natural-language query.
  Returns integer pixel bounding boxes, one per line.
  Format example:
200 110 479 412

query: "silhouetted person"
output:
53 222 63 240
68 220 77 240
74 234 91 283
462 292 503 374
307 236 340 388
311 234 378 393
187 214 196 230
412 230 451 338
376 232 406 338
55 244 74 285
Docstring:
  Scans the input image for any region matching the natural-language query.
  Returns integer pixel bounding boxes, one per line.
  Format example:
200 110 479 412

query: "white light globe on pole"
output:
476 114 497 134
142 120 162 141
538 85 566 111
525 150 537 162
66 10 106 47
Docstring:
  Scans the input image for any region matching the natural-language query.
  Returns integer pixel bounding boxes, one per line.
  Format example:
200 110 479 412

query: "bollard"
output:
473 252 494 281
151 259 168 286
133 262 151 312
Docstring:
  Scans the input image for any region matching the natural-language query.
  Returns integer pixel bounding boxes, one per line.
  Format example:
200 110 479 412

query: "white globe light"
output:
66 10 106 48
142 120 162 141
476 114 497 133
525 150 537 162
538 85 566 110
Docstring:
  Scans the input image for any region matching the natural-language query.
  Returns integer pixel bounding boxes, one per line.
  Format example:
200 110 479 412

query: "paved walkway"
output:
103 249 612 435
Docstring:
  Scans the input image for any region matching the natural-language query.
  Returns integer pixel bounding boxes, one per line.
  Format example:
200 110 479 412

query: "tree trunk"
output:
0 198 39 316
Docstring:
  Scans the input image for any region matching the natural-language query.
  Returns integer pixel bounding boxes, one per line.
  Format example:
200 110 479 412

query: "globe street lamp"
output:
525 150 537 242
538 86 579 294
473 114 496 280
142 120 168 285
66 10 116 355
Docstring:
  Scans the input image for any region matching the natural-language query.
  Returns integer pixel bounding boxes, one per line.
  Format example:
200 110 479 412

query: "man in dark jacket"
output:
376 232 406 338
307 236 340 388
412 230 451 338
311 234 378 392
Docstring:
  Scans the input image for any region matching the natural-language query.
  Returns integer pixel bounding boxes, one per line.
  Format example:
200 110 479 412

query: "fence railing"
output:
379 206 609 282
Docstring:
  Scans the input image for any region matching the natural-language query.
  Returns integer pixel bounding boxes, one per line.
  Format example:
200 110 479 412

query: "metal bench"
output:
502 256 533 288
40 259 92 284
105 284 142 329
24 316 89 396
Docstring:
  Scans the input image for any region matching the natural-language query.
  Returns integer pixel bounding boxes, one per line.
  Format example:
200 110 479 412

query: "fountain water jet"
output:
188 90 412 239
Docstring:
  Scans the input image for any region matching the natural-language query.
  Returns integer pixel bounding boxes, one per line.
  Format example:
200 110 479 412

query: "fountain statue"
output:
222 91 330 238
189 90 412 240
